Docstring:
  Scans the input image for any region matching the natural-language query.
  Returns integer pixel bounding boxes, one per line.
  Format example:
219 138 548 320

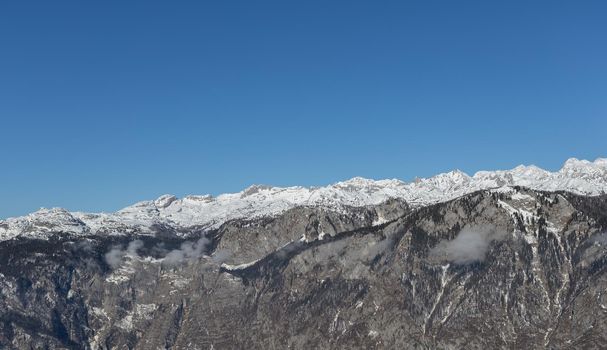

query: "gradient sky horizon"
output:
1 0 606 218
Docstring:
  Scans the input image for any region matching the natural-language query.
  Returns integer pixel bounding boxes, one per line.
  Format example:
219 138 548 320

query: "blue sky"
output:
1 1 606 218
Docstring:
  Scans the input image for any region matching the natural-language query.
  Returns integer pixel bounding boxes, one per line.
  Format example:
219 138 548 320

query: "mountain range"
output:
2 157 606 241
1 157 607 349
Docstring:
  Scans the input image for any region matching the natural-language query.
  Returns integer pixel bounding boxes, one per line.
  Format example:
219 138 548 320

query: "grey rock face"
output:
1 188 607 349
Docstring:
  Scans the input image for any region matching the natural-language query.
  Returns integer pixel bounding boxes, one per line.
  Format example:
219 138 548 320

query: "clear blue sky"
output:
1 1 606 218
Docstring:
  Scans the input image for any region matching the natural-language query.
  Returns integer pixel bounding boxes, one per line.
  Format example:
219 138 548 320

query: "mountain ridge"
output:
1 157 606 242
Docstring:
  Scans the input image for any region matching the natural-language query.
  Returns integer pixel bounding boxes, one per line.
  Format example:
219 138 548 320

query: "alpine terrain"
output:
1 157 607 349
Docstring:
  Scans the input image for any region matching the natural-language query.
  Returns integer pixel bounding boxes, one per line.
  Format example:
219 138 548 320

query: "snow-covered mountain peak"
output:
240 184 277 197
510 164 550 176
1 157 606 241
154 194 177 208
560 157 607 177
432 169 471 183
335 176 375 187
333 177 405 190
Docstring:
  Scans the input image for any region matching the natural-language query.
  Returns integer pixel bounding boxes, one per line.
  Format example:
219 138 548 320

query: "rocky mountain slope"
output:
1 158 607 349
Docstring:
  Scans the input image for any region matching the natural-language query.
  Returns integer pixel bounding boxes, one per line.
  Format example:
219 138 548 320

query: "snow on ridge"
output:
1 157 606 241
